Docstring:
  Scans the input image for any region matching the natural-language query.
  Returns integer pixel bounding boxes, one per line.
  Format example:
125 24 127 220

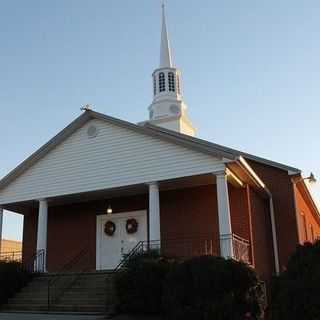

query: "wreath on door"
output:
104 220 116 236
126 218 138 234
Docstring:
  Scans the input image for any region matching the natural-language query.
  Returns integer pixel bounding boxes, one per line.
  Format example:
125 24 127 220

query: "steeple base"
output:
145 115 196 137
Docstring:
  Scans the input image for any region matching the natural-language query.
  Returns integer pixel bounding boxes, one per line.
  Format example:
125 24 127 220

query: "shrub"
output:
0 261 32 305
114 251 175 315
268 241 320 320
163 256 265 320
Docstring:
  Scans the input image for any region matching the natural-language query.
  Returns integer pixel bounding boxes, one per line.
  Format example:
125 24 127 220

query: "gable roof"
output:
0 110 300 193
143 122 301 174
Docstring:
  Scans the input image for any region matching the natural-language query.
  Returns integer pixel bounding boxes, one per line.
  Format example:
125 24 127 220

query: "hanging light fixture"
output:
107 204 113 215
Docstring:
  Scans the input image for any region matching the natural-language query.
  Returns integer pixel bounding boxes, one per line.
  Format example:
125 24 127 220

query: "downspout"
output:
265 188 280 275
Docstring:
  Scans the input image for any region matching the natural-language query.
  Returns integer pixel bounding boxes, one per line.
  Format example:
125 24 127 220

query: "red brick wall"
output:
249 187 274 283
22 195 148 272
247 160 299 270
21 182 280 279
229 185 251 241
22 186 221 272
160 185 220 257
22 208 38 264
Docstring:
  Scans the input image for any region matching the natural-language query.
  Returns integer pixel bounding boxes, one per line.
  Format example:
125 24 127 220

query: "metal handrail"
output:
113 241 144 273
47 249 92 311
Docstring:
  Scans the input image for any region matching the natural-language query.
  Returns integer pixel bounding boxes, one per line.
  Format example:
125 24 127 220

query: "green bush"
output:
114 251 175 315
163 256 265 320
0 261 32 305
268 241 320 320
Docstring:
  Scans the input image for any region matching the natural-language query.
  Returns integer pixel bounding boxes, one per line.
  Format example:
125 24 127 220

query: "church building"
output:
0 5 319 290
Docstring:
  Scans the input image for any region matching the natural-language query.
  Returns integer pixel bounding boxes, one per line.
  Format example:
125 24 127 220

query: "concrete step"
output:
4 271 115 314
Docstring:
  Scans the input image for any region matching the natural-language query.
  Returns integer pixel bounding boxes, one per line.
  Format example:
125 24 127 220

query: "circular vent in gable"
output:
87 125 98 138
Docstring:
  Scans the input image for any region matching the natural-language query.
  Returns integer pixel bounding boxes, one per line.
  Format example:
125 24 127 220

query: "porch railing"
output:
220 233 251 264
232 234 251 264
114 233 250 273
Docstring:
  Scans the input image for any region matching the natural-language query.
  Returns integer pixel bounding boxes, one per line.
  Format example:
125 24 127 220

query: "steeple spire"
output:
160 3 172 68
145 2 196 136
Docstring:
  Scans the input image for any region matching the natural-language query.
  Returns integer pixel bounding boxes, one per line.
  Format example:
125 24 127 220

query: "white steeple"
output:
146 3 196 137
160 4 172 68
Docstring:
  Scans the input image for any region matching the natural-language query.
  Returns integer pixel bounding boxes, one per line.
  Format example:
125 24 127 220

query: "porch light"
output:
304 172 317 184
107 204 113 215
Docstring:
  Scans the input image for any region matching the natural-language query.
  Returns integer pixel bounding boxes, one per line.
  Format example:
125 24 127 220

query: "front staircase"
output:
1 271 115 314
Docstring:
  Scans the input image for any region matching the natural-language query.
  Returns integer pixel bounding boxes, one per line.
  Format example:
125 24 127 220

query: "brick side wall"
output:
247 160 299 270
295 185 320 243
160 185 220 257
249 187 274 284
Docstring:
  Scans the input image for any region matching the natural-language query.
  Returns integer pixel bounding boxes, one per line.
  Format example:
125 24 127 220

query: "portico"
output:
3 166 254 272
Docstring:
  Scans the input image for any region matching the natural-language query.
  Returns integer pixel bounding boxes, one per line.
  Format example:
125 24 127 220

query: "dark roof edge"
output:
143 123 301 174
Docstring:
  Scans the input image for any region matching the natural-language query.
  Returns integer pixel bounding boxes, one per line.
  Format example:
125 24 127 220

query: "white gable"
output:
0 119 224 205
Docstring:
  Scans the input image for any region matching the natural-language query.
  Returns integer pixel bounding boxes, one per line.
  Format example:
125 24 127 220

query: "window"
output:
153 76 157 96
168 72 175 92
159 72 165 92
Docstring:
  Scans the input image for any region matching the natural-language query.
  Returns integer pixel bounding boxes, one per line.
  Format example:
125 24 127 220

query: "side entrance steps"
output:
1 271 115 314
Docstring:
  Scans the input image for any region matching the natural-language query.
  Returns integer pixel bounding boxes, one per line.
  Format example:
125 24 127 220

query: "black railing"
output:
113 234 250 274
113 235 217 274
47 249 92 311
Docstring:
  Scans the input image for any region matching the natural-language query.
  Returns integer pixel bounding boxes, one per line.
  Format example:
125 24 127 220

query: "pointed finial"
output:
80 104 92 112
160 0 172 67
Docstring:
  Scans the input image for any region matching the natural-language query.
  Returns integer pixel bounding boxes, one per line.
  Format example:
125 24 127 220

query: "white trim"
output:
36 199 48 272
226 168 244 188
148 182 161 245
238 156 266 188
215 170 234 258
96 210 147 271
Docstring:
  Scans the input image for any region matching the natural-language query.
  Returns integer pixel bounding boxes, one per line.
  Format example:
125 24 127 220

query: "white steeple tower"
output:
147 3 196 136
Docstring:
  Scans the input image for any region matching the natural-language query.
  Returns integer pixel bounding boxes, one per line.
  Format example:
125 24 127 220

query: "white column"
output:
37 199 48 271
216 171 234 258
148 182 161 247
0 207 3 253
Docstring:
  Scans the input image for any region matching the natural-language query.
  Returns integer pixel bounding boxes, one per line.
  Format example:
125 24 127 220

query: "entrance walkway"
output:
0 313 105 320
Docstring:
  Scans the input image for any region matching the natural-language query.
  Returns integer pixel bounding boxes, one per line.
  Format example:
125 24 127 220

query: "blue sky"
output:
1 0 320 241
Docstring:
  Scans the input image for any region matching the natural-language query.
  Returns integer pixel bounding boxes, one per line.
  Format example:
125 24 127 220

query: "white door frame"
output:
96 210 147 270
